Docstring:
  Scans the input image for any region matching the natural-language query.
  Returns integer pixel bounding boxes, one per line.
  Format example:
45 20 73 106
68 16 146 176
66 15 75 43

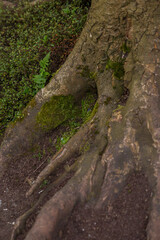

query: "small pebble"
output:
8 222 15 225
39 190 43 194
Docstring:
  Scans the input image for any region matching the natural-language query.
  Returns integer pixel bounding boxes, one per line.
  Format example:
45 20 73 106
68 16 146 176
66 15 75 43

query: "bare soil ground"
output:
0 123 152 240
0 127 66 240
62 171 152 240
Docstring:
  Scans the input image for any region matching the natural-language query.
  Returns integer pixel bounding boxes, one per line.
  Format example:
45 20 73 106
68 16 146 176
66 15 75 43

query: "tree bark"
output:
1 0 160 239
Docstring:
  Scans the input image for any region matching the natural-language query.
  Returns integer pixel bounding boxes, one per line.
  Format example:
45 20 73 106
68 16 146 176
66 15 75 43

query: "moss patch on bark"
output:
36 95 75 132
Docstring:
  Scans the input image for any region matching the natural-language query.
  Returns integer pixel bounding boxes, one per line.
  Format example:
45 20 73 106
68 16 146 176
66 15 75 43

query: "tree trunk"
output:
1 0 160 239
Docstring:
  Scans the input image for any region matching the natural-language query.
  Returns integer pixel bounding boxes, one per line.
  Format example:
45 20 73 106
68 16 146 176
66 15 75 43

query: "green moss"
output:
94 130 99 134
106 59 124 80
36 95 75 131
121 42 131 53
79 139 91 154
23 97 36 114
29 97 36 108
81 54 86 63
104 97 112 105
55 92 97 150
84 101 99 123
113 104 124 112
106 120 110 127
80 141 90 153
18 97 36 120
6 97 36 130
81 93 96 121
52 67 61 78
77 65 97 80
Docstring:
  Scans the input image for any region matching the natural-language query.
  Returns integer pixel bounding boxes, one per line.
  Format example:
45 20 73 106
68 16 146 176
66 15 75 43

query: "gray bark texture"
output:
0 0 160 239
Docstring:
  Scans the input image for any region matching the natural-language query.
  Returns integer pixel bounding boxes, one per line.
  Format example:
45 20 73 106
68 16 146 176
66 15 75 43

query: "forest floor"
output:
0 123 152 240
0 1 153 239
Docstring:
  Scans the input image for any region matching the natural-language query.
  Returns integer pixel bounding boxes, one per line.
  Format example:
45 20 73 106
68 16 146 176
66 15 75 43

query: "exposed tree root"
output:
25 99 159 240
22 99 112 239
25 181 79 240
23 95 113 239
24 139 108 240
26 119 96 197
11 161 78 240
96 146 134 208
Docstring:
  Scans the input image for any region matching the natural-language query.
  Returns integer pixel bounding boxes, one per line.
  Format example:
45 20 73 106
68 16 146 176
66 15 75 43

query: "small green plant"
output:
106 59 124 80
81 94 96 121
80 141 90 153
43 35 49 45
113 104 124 112
106 42 131 81
38 152 42 161
121 41 131 53
55 116 82 151
55 93 97 150
40 179 48 188
83 101 99 124
33 52 51 92
78 65 97 81
56 129 76 151
104 97 112 105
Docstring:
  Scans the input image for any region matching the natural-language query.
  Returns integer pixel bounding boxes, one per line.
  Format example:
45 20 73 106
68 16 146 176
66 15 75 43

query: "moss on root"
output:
84 101 99 123
106 59 124 80
36 95 75 132
6 97 37 131
77 65 97 81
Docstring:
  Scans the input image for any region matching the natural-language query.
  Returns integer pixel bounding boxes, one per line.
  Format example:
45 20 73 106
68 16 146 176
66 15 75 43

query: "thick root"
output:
25 180 79 240
11 163 77 240
96 145 134 208
26 121 95 197
24 130 109 240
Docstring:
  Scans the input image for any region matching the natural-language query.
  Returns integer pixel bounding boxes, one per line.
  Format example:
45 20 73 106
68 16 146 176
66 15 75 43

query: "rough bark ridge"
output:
0 0 160 239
